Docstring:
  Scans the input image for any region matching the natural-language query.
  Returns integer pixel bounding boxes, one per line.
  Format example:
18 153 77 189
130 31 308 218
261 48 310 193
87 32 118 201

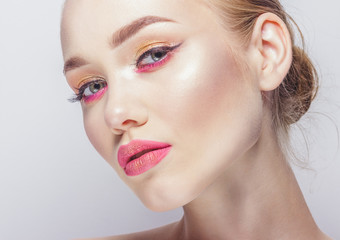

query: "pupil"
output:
153 51 164 59
91 83 101 93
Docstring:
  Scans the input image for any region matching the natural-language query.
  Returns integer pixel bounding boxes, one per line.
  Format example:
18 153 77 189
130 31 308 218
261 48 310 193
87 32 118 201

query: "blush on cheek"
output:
83 87 108 103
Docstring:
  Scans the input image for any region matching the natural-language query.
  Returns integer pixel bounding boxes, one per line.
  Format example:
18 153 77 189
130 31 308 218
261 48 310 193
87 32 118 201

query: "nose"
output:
104 89 148 135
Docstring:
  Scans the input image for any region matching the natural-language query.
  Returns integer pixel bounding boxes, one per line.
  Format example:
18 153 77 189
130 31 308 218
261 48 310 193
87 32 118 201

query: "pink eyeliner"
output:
83 87 107 103
118 139 172 176
136 54 172 73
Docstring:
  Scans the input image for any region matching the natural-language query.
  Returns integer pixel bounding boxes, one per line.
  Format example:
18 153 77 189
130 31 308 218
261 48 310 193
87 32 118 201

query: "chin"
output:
133 175 199 212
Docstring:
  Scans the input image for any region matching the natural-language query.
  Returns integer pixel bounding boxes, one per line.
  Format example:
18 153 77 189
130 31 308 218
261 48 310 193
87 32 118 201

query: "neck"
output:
176 123 324 240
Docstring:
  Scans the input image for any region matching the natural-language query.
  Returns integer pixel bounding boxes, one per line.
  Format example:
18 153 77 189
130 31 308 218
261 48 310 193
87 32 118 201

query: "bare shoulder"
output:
74 221 180 240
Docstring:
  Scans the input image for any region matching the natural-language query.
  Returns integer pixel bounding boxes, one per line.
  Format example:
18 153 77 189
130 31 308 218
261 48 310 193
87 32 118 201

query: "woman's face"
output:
61 0 263 211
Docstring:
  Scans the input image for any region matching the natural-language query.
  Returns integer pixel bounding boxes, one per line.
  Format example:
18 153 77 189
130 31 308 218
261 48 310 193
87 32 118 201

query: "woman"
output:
61 0 332 239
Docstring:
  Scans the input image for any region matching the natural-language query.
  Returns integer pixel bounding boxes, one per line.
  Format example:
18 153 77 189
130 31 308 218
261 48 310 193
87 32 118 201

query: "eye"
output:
69 79 108 103
83 81 107 97
135 43 181 73
138 48 168 66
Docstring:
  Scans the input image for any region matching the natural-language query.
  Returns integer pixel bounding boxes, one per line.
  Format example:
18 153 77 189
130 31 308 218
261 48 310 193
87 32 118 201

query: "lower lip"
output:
124 147 172 176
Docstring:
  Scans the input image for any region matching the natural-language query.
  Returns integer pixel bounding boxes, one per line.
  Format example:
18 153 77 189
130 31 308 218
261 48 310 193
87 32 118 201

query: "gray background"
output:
0 1 339 239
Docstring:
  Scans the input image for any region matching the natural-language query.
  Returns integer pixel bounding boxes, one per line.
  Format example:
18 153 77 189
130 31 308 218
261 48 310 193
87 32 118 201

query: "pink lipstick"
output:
118 140 172 176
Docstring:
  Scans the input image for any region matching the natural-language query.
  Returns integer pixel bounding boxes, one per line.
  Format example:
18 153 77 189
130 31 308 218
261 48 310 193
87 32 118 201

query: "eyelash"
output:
69 43 181 103
135 43 181 73
69 79 108 103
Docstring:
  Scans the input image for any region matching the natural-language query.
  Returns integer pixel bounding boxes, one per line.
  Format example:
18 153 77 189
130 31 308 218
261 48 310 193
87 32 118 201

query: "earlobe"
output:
249 13 292 91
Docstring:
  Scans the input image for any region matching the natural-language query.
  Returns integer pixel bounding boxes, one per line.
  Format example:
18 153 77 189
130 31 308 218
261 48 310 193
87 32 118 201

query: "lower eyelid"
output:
136 54 172 73
83 85 108 103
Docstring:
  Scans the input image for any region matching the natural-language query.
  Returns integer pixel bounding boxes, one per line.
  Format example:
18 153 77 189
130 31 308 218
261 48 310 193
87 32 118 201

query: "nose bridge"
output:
103 74 147 134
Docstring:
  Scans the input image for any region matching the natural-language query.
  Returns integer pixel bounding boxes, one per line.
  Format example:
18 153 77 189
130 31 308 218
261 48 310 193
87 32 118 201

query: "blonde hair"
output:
205 0 318 154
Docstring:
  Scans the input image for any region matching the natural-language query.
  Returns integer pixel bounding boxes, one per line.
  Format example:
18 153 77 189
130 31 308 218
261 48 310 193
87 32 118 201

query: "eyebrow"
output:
111 15 175 48
63 15 175 75
63 57 88 75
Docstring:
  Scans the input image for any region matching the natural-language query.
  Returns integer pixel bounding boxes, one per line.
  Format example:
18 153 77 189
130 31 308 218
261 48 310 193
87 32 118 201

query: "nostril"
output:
122 119 137 127
104 105 148 133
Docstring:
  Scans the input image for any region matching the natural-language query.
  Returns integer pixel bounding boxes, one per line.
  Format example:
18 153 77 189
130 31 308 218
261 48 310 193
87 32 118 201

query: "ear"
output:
248 13 292 91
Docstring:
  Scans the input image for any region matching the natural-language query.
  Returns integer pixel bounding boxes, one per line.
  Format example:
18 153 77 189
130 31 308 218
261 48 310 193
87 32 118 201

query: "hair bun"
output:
275 46 319 125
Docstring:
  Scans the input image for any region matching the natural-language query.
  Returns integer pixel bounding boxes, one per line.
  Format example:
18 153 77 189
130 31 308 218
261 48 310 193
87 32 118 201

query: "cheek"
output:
82 104 115 164
134 43 263 210
153 42 258 140
172 52 262 158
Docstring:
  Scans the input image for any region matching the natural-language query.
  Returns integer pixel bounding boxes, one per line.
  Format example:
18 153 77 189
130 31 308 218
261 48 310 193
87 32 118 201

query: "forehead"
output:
61 0 214 55
62 0 207 23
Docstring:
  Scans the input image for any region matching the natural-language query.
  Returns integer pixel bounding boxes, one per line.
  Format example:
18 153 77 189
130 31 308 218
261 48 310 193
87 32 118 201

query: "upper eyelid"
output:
77 78 107 94
136 46 172 63
77 77 105 89
135 42 172 57
137 43 181 60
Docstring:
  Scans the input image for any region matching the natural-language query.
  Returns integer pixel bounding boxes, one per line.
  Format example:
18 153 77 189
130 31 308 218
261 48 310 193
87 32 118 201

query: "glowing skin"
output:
61 0 330 239
62 0 262 211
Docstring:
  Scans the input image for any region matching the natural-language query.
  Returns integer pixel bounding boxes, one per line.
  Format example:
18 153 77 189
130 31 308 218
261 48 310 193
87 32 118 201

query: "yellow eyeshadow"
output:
135 41 170 58
77 76 100 88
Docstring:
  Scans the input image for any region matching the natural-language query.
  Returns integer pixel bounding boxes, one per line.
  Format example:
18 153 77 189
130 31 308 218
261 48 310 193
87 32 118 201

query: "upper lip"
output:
118 139 171 169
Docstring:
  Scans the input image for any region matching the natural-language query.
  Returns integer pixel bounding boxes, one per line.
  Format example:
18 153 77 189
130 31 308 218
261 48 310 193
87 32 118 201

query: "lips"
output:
118 139 172 176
